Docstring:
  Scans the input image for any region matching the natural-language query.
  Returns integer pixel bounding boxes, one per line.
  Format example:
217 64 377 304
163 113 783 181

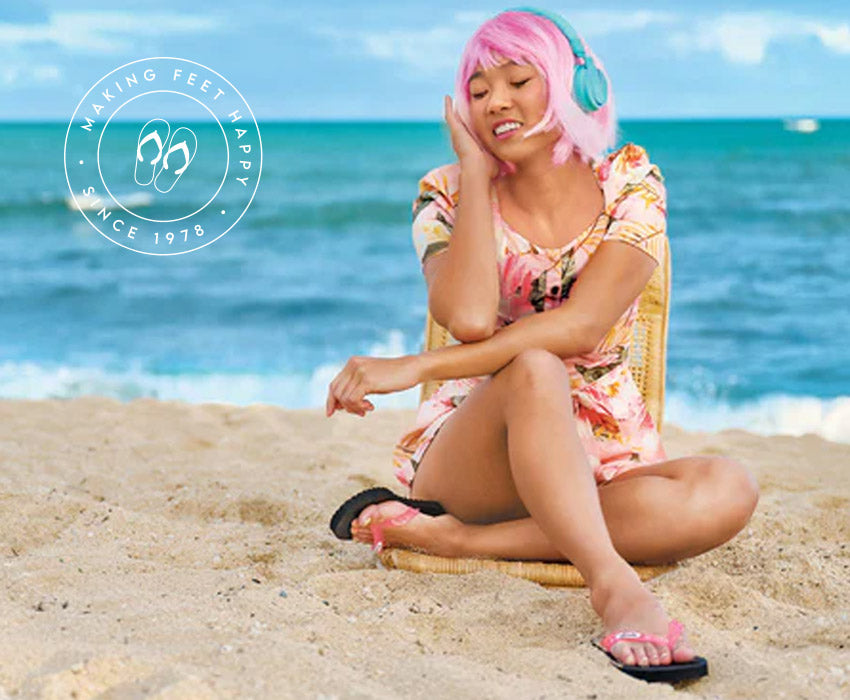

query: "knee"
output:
697 456 760 528
502 348 569 392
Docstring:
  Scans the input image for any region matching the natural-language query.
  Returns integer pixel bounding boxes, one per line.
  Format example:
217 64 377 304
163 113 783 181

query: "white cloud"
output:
0 11 221 54
0 62 60 87
565 10 678 37
811 23 850 54
316 9 678 73
452 9 678 37
315 25 469 73
321 9 850 72
668 12 850 65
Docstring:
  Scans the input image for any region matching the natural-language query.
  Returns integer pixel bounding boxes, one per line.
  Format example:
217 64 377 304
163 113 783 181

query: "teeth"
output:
494 121 521 135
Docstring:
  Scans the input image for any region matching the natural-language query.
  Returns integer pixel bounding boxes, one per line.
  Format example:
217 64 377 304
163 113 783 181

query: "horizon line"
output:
0 115 847 125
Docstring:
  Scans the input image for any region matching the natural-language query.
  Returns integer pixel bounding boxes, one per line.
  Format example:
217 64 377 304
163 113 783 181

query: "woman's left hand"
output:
325 355 424 417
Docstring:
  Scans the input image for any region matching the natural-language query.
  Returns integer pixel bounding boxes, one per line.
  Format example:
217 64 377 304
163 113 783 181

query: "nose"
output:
487 82 512 113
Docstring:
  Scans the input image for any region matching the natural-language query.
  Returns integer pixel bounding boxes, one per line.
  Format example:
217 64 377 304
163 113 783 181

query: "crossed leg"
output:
353 348 759 667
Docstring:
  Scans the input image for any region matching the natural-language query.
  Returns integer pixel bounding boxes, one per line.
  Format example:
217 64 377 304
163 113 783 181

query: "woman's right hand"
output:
444 95 499 180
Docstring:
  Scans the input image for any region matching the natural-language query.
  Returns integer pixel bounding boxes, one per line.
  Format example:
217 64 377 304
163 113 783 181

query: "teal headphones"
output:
506 6 608 113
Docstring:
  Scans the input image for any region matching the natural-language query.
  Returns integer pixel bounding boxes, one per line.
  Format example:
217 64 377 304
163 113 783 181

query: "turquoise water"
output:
1 119 848 441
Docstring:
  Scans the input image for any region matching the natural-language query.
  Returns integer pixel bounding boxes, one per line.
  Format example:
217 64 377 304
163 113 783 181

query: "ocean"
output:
2 119 848 442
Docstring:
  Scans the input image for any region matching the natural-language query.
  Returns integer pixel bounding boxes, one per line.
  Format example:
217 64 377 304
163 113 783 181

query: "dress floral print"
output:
392 143 669 493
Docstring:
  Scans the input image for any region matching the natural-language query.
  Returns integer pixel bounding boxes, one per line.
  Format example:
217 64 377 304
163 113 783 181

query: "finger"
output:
328 389 348 417
332 396 360 417
340 377 370 417
339 373 362 413
444 101 455 140
326 381 339 417
343 381 372 416
327 373 346 416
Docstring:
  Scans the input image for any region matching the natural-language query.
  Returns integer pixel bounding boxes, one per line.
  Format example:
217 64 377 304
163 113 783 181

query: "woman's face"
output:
466 58 559 163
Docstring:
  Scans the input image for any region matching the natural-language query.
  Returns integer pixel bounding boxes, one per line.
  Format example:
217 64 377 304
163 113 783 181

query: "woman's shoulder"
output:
418 162 462 199
597 142 663 183
412 163 462 222
596 143 665 210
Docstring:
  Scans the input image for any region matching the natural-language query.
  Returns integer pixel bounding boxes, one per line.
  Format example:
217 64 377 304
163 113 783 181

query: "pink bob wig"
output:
453 10 619 176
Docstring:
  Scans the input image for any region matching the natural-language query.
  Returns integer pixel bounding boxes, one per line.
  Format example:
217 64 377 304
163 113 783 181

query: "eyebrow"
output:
468 60 522 83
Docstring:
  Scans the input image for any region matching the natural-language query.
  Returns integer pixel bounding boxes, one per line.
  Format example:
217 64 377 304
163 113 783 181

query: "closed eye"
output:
470 78 531 100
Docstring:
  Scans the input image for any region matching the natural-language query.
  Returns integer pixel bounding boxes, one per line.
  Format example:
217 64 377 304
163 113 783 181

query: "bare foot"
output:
589 564 697 667
350 501 462 558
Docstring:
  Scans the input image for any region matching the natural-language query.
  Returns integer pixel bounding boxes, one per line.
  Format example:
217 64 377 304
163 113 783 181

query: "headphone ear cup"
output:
573 61 608 112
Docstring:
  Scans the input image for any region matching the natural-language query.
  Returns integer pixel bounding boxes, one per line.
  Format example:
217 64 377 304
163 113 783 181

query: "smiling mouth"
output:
493 121 522 138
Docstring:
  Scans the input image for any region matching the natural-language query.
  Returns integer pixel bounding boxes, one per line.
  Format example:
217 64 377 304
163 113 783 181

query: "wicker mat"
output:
378 547 677 588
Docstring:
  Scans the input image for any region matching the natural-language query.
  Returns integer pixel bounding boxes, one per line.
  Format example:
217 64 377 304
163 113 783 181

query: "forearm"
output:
430 168 500 333
416 305 596 383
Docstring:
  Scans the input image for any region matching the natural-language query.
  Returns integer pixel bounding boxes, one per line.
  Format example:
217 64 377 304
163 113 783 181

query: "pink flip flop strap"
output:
369 506 421 553
599 619 684 653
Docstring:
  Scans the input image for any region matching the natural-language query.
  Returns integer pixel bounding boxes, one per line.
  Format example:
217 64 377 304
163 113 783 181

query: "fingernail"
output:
362 516 371 525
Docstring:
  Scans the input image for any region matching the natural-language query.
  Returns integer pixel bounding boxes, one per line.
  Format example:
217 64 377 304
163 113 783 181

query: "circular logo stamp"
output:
64 57 262 255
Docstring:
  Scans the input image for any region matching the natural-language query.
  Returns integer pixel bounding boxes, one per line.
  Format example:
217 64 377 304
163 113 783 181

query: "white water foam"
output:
0 330 424 412
2 346 848 443
665 392 850 443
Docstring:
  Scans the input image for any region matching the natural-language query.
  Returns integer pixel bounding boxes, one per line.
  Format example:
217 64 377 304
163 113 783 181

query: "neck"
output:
500 146 593 215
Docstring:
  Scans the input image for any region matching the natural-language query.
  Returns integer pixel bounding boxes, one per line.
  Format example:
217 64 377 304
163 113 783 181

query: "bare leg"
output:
353 349 700 666
455 456 760 565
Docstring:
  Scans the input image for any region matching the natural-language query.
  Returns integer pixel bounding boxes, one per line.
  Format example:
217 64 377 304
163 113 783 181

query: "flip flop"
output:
364 504 422 554
591 619 709 683
329 486 447 545
153 126 197 194
134 118 170 186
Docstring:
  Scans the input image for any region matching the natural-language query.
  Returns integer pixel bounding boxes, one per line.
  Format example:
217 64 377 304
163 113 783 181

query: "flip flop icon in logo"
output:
134 118 170 186
153 126 197 194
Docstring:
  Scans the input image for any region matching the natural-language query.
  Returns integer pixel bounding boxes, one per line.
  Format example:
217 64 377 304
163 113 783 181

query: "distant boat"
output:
65 192 153 211
783 118 820 133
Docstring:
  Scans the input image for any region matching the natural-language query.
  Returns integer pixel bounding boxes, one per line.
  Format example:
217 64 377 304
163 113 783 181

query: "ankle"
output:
445 516 470 558
586 559 642 602
422 514 464 559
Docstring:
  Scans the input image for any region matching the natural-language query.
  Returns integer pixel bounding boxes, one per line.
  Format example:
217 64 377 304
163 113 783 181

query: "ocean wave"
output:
664 392 850 443
0 330 421 410
1 359 848 443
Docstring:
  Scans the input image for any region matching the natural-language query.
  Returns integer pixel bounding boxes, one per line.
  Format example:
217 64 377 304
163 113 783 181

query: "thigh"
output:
410 348 586 524
409 370 524 524
600 454 758 507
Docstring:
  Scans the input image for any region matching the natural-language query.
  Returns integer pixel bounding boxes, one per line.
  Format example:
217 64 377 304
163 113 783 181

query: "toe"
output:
670 629 696 663
610 641 636 666
644 642 660 665
357 505 377 527
631 643 649 666
657 645 672 665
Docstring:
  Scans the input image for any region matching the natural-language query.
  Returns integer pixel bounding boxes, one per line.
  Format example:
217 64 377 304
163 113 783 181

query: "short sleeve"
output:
602 163 668 266
411 165 458 269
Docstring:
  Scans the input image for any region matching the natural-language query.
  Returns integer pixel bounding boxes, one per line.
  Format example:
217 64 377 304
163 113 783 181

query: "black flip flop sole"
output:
329 487 447 540
592 640 708 683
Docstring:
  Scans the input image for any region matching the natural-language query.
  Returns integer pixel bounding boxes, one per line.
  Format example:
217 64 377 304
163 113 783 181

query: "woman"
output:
326 8 759 678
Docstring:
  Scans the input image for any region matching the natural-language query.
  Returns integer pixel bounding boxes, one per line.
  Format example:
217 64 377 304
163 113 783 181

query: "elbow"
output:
448 316 497 343
575 323 605 356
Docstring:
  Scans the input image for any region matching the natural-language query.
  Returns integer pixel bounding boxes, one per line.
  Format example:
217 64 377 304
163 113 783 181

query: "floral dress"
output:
392 143 669 495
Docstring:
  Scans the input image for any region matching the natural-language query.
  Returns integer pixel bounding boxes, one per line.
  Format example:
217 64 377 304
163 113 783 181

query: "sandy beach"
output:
0 396 847 699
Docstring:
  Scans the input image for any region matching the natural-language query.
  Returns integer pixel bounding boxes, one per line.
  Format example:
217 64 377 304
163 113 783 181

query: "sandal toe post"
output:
592 620 709 684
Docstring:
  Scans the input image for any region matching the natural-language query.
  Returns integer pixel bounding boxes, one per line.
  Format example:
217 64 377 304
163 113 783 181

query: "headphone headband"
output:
504 6 608 113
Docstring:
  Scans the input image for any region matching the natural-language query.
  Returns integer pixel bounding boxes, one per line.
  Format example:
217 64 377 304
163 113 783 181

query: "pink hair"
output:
453 10 619 176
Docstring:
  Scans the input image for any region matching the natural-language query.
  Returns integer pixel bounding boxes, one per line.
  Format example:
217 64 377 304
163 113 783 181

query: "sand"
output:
0 396 847 699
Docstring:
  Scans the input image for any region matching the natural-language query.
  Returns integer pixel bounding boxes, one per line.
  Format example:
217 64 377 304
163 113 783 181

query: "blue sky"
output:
2 0 849 120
